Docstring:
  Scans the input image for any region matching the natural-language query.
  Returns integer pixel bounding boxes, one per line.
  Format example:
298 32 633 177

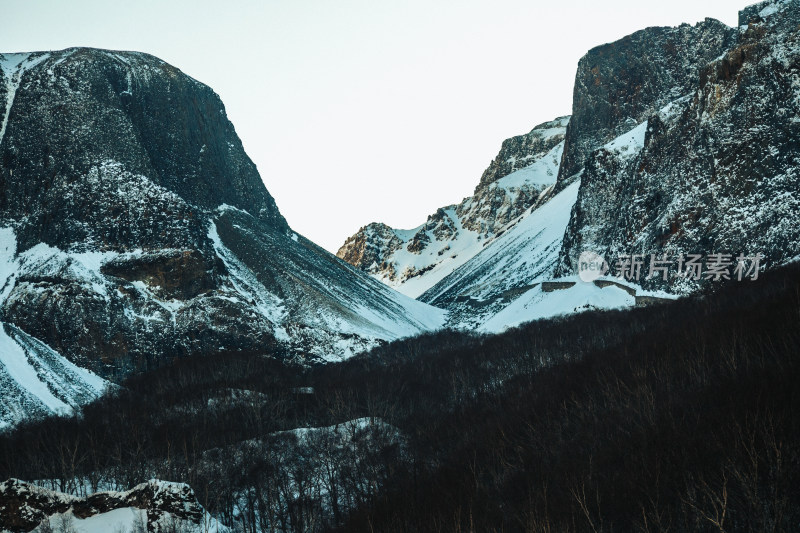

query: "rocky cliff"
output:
0 479 216 533
556 0 800 292
555 18 737 189
369 0 800 330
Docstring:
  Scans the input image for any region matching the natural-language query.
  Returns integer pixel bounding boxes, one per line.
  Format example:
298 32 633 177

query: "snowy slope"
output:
480 278 635 333
420 180 581 328
421 120 652 329
208 207 446 361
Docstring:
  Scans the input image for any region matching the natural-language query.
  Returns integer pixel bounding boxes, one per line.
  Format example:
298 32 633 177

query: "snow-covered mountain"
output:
344 0 800 332
419 123 664 331
0 48 444 426
337 116 569 298
1 0 797 426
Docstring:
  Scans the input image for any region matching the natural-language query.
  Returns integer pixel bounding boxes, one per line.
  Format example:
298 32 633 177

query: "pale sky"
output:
2 1 741 252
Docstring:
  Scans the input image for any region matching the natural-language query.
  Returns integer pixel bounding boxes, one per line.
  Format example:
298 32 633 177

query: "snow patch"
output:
481 278 635 333
495 141 564 190
0 52 50 147
759 0 792 18
603 120 648 157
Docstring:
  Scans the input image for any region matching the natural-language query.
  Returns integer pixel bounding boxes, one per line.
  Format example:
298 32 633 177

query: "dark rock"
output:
556 19 737 189
101 249 219 300
557 0 800 293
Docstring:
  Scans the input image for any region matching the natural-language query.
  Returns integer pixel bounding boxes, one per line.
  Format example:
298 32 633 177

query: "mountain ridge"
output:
336 116 569 298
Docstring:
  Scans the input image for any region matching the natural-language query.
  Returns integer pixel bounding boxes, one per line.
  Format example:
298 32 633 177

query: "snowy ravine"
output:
413 118 650 330
418 180 582 329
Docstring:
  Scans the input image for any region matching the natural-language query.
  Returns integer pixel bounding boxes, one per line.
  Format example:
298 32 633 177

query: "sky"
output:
2 1 741 252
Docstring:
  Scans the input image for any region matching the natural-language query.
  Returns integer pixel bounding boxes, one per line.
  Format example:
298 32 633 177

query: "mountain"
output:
0 48 444 426
336 116 569 298
556 0 800 292
341 0 799 332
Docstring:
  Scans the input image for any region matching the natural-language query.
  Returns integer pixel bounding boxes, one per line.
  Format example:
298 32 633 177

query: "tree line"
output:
1 264 799 531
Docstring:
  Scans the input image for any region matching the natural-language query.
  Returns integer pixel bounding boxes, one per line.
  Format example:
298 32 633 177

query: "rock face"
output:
555 18 737 189
347 0 800 331
0 478 209 533
0 49 286 252
556 0 800 292
0 47 444 425
337 117 568 298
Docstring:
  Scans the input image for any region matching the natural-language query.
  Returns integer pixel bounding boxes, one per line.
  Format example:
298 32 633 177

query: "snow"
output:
0 52 50 147
0 325 70 414
42 508 144 533
658 95 691 122
0 229 69 413
603 120 648 157
481 277 635 333
371 168 565 300
357 118 569 300
426 180 582 307
17 242 119 302
349 290 446 338
41 505 229 533
377 208 486 299
468 120 668 331
759 0 792 18
495 141 564 190
278 417 387 441
12 478 228 532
